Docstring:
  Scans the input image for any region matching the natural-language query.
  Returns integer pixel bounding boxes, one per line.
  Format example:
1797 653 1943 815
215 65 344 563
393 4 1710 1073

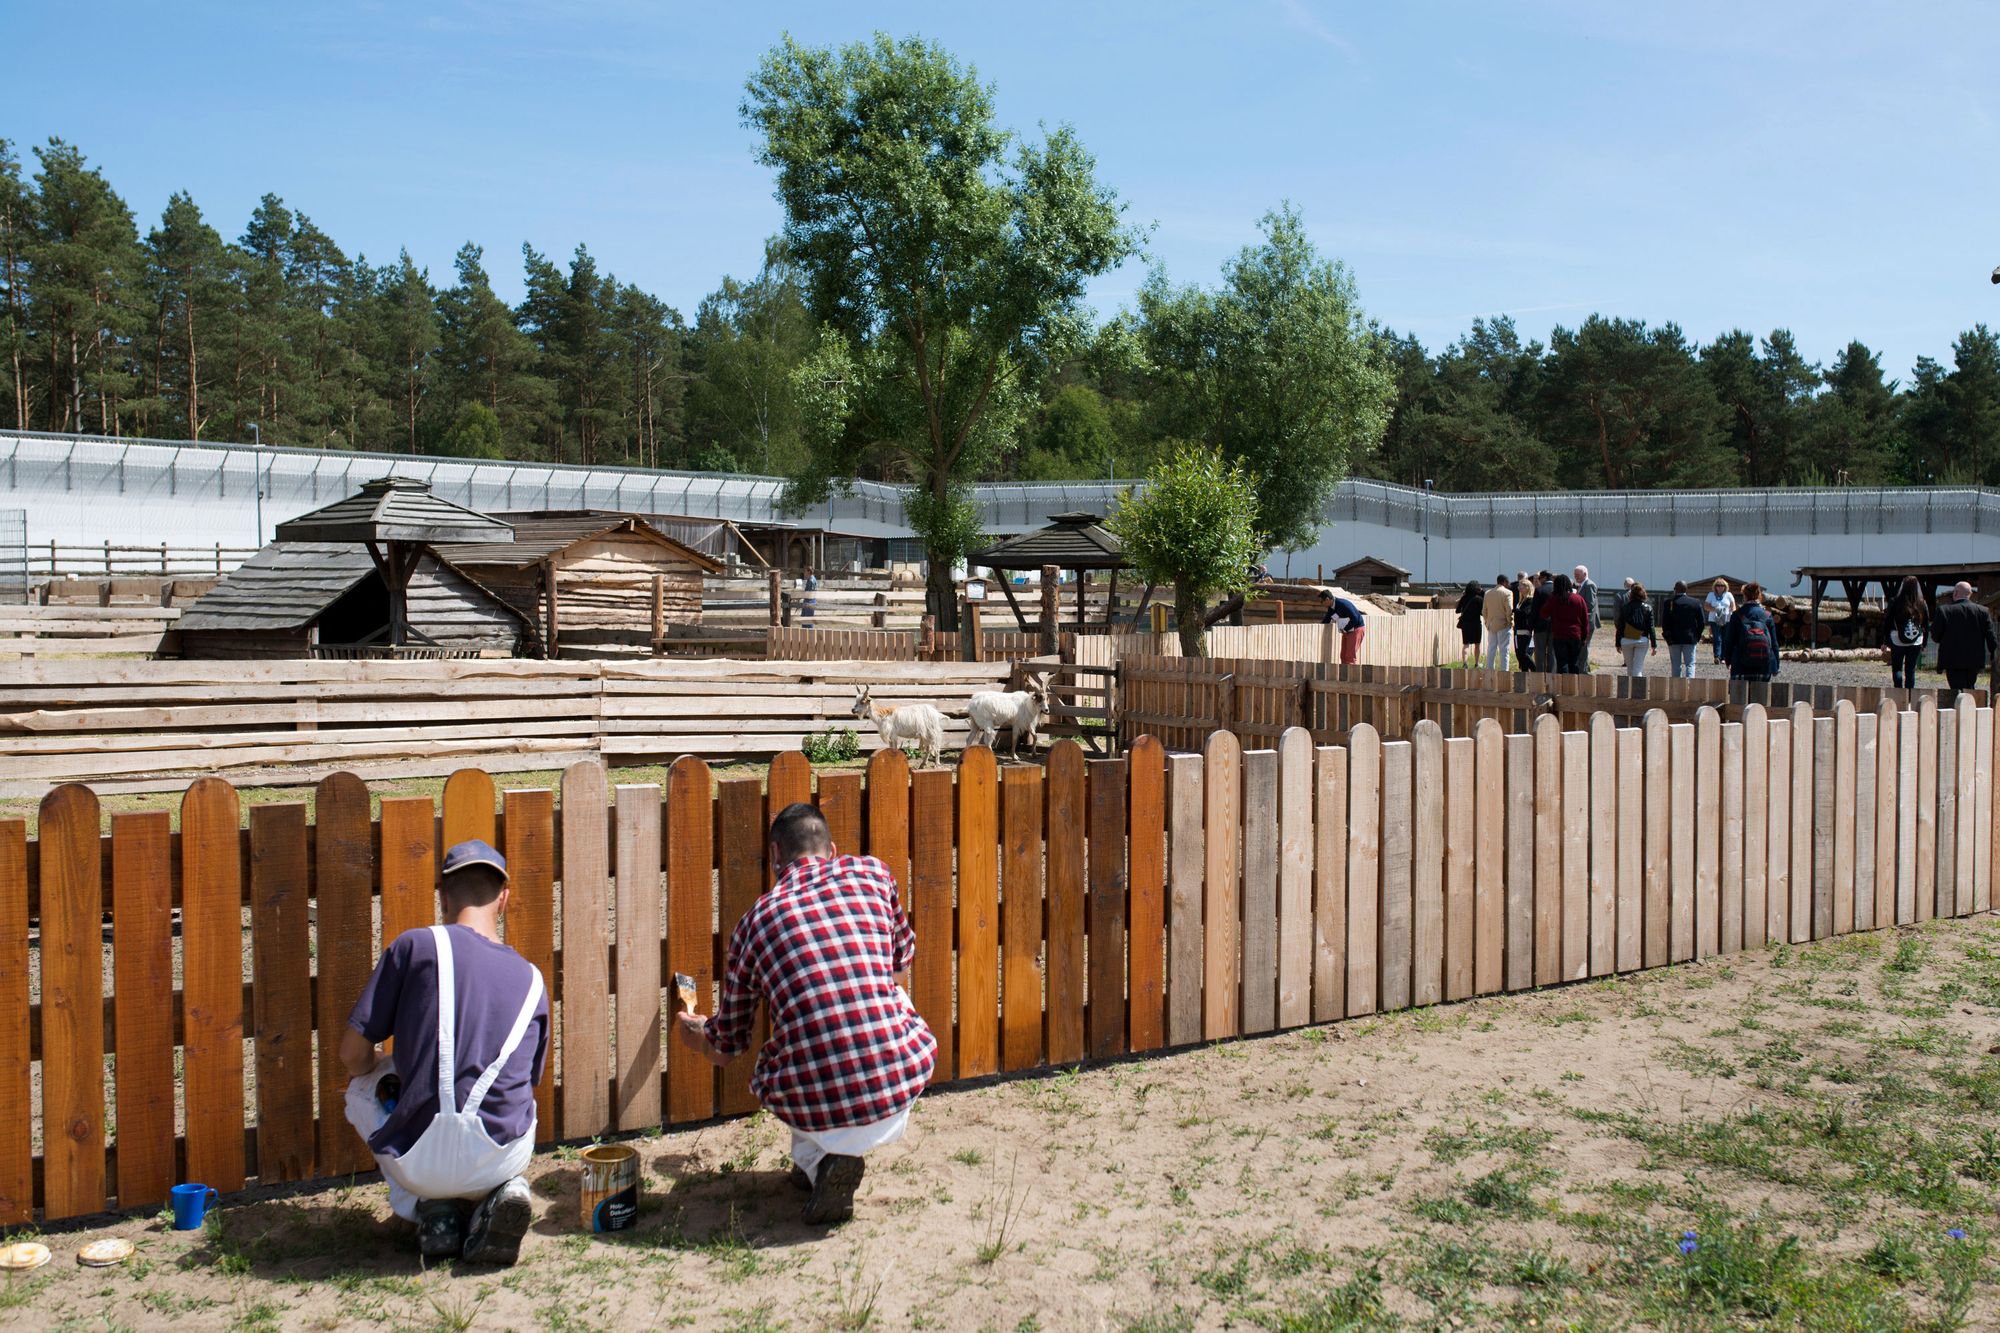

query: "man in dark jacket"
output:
1931 581 1999 696
1662 581 1706 680
1531 571 1555 671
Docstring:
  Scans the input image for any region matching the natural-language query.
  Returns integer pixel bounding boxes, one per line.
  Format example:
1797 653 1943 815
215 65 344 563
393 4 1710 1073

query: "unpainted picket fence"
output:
4 696 1995 1224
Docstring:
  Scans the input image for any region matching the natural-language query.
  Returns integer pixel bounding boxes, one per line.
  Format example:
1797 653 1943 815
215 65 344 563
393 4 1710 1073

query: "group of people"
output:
1452 569 2000 690
1877 576 1999 693
1451 569 1781 681
342 804 933 1263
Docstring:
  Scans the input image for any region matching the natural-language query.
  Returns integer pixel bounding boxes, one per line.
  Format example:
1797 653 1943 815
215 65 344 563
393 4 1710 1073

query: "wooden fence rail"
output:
6 695 1998 1223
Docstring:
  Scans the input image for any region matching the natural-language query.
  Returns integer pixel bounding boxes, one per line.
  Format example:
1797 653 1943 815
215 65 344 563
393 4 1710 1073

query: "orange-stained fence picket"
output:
3 697 1997 1222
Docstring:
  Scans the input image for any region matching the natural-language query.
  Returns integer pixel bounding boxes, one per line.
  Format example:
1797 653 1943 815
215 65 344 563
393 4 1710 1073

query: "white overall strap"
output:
428 925 459 1113
462 964 545 1119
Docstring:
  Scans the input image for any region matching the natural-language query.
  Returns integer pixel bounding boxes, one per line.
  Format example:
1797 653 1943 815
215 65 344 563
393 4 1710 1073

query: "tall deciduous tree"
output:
1139 205 1392 551
1109 444 1264 656
684 239 813 473
743 32 1138 626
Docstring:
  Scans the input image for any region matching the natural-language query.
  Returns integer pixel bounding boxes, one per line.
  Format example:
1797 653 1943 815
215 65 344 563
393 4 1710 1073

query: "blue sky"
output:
4 2 1996 379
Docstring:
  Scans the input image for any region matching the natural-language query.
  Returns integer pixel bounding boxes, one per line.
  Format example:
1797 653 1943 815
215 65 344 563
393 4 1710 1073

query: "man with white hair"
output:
1573 566 1600 671
1930 581 1998 698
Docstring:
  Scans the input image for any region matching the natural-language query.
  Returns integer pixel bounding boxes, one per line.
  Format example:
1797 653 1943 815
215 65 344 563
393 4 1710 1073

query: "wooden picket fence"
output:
1121 656 1980 752
6 697 1996 1223
766 625 1049 664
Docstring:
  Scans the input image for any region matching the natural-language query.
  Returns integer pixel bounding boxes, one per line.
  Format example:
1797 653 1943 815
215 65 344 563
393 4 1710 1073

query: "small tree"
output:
1110 444 1264 656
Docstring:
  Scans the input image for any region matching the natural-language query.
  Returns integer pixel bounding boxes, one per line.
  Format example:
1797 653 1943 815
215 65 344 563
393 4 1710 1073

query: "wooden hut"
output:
437 511 723 657
176 543 529 659
1333 555 1411 595
968 511 1137 630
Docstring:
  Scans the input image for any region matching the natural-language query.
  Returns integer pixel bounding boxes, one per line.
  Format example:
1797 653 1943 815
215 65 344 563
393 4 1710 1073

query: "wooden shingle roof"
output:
968 511 1125 571
176 543 382 632
273 476 514 545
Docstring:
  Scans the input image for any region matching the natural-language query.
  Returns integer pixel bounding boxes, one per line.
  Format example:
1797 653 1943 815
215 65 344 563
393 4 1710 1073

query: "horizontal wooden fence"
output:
0 605 182 659
0 658 1015 796
1121 656 1980 752
7 695 1997 1223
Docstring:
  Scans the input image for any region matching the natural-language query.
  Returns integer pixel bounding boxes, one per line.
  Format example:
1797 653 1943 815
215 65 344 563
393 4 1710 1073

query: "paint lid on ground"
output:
77 1239 134 1267
0 1241 49 1271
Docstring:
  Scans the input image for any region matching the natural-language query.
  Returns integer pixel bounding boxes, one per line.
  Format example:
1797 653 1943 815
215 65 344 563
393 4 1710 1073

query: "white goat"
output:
966 683 1049 759
850 686 946 767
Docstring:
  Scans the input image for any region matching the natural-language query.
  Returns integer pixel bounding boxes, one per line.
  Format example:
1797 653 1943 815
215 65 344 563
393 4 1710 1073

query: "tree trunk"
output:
1176 587 1207 657
927 553 959 633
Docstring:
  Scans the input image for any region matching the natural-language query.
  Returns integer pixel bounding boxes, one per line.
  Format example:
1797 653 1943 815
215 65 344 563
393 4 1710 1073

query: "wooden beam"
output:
996 573 1032 632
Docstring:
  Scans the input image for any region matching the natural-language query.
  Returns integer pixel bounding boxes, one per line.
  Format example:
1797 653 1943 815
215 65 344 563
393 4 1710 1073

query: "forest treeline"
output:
3 136 1997 490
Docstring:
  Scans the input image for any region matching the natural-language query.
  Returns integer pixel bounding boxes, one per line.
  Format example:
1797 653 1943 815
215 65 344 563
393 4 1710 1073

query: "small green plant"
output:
803 727 861 765
974 1156 1031 1265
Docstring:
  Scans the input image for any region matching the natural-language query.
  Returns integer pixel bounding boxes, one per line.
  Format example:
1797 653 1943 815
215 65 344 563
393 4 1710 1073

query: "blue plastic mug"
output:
170 1183 219 1230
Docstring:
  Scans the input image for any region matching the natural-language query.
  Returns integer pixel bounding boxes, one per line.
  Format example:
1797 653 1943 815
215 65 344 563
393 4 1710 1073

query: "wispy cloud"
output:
1273 0 1358 62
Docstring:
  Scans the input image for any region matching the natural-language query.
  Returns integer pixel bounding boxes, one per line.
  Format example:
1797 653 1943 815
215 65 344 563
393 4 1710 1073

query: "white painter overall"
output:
346 925 542 1219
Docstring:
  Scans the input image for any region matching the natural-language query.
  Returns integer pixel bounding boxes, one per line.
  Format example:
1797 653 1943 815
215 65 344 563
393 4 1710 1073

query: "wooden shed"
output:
1333 555 1411 595
176 543 530 659
437 511 723 657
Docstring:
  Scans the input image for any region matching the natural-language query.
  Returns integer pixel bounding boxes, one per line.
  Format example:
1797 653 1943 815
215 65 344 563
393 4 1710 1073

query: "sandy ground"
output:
8 916 2000 1331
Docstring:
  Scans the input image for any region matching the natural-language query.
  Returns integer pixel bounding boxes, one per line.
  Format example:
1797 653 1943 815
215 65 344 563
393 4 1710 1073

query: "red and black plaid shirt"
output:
705 854 936 1132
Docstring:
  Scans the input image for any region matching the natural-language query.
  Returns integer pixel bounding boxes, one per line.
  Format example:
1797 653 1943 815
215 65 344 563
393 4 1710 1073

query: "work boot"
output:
802 1154 864 1225
461 1176 533 1266
788 1164 812 1193
414 1200 464 1259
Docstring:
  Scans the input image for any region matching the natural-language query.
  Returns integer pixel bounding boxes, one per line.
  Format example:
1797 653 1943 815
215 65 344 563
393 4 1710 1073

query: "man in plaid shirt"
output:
676 802 937 1224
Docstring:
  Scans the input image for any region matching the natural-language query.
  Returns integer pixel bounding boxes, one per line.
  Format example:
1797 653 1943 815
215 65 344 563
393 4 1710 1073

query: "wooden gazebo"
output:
968 511 1145 630
274 477 513 647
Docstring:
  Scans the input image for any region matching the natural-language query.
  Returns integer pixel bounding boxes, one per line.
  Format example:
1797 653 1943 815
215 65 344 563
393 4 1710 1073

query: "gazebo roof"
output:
274 476 514 546
968 511 1125 571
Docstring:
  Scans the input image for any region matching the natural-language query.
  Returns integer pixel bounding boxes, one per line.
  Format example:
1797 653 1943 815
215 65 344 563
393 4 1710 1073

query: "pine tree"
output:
145 191 233 438
0 141 30 430
375 252 438 453
27 140 145 434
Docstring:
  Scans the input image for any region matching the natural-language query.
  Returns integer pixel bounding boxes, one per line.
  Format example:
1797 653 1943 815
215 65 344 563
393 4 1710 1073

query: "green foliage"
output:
1109 444 1264 655
742 33 1139 625
1021 384 1119 481
801 727 860 765
1140 205 1392 549
436 401 506 460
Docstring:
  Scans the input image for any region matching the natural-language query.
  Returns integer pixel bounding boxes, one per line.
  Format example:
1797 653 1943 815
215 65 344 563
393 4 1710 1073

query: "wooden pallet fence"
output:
0 657 1020 796
1069 611 1461 672
4 699 1996 1221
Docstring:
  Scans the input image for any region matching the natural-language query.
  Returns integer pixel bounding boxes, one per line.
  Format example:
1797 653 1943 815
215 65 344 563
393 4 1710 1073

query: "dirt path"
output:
9 918 2000 1331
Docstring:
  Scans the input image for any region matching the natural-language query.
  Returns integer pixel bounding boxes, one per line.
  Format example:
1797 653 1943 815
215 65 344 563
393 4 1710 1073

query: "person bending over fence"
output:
339 840 548 1265
676 803 937 1226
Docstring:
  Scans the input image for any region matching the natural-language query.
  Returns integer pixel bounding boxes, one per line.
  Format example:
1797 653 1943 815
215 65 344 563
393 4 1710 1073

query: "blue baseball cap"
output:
441 839 508 882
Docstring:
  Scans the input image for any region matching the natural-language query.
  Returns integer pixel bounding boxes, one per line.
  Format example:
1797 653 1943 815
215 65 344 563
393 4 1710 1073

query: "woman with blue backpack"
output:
1721 583 1781 682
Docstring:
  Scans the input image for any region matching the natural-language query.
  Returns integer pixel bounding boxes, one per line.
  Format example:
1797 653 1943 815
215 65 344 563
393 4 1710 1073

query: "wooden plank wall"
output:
3 699 1996 1222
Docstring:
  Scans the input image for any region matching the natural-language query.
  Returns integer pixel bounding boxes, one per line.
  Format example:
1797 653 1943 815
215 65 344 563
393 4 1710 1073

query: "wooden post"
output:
1151 603 1168 635
541 557 560 659
872 591 888 629
1039 564 1060 657
920 613 937 660
961 598 983 662
651 573 665 654
766 569 782 627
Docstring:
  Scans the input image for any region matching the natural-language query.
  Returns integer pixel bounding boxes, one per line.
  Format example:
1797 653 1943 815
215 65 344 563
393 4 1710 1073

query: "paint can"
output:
579 1143 639 1233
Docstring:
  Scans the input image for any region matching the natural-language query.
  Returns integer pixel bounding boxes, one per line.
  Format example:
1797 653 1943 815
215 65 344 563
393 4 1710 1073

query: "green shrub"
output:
802 727 861 765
